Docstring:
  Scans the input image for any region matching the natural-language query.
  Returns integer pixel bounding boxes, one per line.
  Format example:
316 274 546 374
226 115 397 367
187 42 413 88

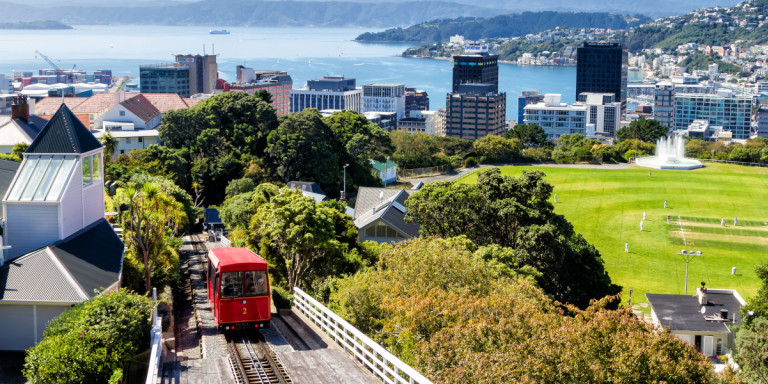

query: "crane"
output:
34 50 74 84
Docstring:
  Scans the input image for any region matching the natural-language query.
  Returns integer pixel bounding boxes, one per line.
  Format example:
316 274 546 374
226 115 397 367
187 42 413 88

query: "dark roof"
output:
204 208 222 224
49 219 124 298
0 218 123 303
26 104 102 154
13 115 47 140
0 159 20 201
287 181 326 196
646 291 745 333
354 188 420 238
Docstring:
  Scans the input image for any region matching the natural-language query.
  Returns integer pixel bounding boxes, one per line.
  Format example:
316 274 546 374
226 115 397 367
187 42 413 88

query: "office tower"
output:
140 64 191 97
444 45 506 140
363 83 406 120
174 54 218 95
653 82 674 128
673 90 752 139
577 92 621 137
523 94 587 139
290 76 362 113
230 67 293 115
576 42 628 115
404 87 429 117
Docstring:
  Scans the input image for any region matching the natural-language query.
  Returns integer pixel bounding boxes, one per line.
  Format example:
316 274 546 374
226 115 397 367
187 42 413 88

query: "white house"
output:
0 104 124 350
94 94 163 157
369 159 397 185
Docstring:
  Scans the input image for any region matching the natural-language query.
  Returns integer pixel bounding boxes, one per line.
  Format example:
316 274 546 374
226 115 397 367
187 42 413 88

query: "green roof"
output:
369 159 398 171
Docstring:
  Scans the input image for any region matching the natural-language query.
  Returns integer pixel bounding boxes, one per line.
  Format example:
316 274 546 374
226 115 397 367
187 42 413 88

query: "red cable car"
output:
207 247 271 330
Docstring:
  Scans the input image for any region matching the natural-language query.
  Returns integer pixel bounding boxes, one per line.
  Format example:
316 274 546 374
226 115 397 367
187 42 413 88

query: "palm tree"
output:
100 132 118 163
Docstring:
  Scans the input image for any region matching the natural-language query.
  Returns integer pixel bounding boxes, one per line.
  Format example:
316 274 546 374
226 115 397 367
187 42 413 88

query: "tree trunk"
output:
144 248 151 293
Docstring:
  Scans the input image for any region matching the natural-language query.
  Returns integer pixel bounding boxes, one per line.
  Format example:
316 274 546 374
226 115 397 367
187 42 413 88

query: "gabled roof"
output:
33 97 87 116
0 219 123 303
120 94 161 123
0 115 48 147
137 93 198 113
369 159 398 171
26 104 102 154
287 181 326 196
353 187 420 238
71 93 119 114
204 208 222 224
0 159 20 202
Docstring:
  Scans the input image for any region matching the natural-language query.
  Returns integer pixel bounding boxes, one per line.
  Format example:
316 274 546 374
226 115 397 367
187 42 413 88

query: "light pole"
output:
342 163 349 200
678 249 702 295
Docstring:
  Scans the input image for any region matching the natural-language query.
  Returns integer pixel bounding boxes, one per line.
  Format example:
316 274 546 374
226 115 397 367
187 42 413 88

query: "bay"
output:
0 25 642 119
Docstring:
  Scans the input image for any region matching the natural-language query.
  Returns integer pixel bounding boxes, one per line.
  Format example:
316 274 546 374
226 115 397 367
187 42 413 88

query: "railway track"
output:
228 330 292 384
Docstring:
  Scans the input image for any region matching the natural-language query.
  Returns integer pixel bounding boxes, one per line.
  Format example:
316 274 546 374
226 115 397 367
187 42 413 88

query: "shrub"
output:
464 156 477 167
24 290 154 384
272 286 293 309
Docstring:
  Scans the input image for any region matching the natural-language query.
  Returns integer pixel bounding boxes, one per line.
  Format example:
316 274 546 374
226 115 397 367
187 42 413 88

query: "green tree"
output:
99 132 118 163
24 290 154 384
505 123 549 148
266 109 340 195
406 168 620 308
255 89 272 104
158 108 203 149
616 119 669 142
195 92 278 157
472 134 522 163
735 261 768 383
251 188 339 291
116 183 186 292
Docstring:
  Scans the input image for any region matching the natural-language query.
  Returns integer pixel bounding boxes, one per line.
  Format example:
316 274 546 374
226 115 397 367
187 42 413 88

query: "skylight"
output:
6 155 76 202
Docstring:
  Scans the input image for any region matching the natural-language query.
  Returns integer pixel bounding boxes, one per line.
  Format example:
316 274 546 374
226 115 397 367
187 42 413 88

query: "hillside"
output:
0 0 506 28
356 12 650 43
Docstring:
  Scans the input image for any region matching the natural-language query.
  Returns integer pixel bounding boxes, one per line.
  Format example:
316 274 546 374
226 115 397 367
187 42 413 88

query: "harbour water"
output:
0 25 643 116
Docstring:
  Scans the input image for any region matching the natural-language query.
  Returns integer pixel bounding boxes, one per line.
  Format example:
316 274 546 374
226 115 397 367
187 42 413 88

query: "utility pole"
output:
678 250 702 295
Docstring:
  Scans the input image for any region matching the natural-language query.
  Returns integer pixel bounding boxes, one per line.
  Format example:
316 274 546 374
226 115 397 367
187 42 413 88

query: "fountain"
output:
635 134 704 170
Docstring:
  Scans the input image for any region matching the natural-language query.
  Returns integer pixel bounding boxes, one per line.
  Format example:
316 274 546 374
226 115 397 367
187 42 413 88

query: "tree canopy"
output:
406 168 620 308
616 118 669 142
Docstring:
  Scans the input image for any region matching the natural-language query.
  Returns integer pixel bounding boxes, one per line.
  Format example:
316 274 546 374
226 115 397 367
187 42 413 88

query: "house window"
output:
126 137 132 144
138 137 143 143
82 156 92 186
119 111 125 117
92 154 102 182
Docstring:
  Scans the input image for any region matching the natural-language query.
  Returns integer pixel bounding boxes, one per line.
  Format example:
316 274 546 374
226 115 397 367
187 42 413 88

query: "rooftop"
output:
646 290 745 333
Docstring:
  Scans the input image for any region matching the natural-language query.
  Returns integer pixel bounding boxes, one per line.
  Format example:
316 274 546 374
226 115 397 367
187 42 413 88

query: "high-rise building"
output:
755 98 768 138
577 92 621 137
452 46 499 93
363 83 406 120
230 67 293 115
653 82 674 128
0 74 11 94
290 76 362 113
444 45 506 140
140 64 191 97
673 90 752 139
576 42 628 115
174 54 218 95
518 90 545 123
404 87 429 117
523 94 587 140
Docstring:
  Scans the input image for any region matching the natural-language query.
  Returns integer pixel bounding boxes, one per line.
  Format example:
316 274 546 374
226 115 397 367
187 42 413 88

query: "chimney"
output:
11 94 29 122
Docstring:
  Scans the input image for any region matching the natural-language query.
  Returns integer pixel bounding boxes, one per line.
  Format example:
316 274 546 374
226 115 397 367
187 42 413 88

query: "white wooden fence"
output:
145 288 163 384
292 288 432 384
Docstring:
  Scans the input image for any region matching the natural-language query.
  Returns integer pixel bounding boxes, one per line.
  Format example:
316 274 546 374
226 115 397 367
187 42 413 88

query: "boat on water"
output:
210 29 230 35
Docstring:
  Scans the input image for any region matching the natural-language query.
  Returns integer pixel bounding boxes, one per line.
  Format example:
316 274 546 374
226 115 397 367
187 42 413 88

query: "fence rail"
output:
145 288 163 384
292 288 432 384
399 165 449 179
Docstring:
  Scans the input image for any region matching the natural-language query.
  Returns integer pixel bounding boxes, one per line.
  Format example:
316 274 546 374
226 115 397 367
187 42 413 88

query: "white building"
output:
674 90 752 139
653 82 675 128
397 110 439 135
290 76 362 113
577 93 621 137
523 94 587 139
362 83 406 120
755 81 768 96
0 74 12 94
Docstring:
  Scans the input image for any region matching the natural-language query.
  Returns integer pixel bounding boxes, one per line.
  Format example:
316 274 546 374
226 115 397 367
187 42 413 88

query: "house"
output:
370 159 398 185
287 181 328 203
646 287 746 358
0 95 49 153
94 94 163 157
353 187 420 243
0 104 124 350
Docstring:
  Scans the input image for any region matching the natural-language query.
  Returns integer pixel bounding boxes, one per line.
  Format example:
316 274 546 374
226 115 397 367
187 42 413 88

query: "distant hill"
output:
356 12 651 43
0 0 507 28
0 20 71 29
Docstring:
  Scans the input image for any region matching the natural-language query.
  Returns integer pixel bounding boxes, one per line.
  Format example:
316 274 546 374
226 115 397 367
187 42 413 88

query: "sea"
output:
0 25 645 118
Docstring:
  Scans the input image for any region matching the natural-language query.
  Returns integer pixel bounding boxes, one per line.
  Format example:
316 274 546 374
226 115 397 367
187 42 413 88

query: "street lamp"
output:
678 249 703 295
342 163 349 200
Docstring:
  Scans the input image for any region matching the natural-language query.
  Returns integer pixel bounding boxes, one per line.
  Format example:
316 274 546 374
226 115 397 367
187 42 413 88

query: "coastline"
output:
401 54 577 67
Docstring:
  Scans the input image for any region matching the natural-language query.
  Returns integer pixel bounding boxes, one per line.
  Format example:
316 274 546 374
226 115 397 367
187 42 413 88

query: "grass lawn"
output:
458 163 768 311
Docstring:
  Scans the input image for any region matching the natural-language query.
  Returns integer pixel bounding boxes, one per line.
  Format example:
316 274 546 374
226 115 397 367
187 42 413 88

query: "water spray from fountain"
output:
636 132 704 170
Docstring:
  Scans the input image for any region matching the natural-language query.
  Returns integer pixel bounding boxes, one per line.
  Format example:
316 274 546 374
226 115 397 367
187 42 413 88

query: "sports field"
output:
459 163 768 311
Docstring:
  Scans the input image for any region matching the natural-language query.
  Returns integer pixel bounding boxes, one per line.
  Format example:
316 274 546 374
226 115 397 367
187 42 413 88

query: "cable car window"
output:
245 270 269 297
221 271 243 298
